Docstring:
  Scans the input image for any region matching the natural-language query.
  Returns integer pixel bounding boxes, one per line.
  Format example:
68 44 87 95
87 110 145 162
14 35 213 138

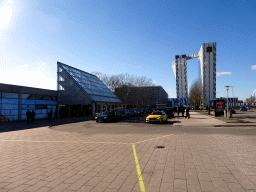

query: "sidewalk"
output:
193 111 256 127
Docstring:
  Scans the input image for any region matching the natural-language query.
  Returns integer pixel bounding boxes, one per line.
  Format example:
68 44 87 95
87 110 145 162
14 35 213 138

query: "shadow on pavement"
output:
0 117 92 133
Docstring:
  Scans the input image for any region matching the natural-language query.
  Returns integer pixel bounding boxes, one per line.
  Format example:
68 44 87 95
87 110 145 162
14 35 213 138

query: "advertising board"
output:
214 100 224 116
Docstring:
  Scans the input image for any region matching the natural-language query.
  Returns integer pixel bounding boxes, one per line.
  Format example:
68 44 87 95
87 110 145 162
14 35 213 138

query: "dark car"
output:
96 111 118 123
240 106 247 111
127 110 136 117
116 110 128 120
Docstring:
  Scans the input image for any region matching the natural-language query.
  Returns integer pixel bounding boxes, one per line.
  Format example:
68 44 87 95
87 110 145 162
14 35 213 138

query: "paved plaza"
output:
1 111 256 192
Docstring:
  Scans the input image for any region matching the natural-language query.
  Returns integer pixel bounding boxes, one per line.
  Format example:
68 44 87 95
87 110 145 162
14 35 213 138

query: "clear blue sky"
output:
1 0 256 101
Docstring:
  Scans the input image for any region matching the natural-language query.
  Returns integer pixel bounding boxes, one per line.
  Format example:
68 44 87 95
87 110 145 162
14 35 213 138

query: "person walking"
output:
48 110 53 123
185 107 190 119
181 107 185 117
177 107 180 117
31 110 35 124
26 110 31 124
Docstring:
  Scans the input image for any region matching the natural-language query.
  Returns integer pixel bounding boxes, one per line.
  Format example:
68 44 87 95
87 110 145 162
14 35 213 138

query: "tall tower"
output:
172 42 216 107
198 42 216 106
172 55 188 106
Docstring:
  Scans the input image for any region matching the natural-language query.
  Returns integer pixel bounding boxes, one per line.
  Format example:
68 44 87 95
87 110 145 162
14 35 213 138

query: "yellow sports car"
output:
146 111 168 123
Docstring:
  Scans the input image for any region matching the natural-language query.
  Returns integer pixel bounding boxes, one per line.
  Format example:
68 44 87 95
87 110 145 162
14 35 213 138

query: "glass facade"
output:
0 92 19 121
58 62 122 104
0 92 57 121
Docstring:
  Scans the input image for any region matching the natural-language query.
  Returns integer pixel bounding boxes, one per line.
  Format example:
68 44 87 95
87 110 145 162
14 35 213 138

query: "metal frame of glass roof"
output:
57 62 122 105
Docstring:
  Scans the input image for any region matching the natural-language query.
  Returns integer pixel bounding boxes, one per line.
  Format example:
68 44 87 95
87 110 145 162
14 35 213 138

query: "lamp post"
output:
225 86 230 118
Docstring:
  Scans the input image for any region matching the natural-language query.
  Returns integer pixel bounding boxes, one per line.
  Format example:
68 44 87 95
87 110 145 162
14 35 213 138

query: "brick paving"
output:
0 112 256 192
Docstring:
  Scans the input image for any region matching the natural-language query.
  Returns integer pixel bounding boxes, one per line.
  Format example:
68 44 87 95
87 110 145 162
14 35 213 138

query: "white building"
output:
172 42 216 106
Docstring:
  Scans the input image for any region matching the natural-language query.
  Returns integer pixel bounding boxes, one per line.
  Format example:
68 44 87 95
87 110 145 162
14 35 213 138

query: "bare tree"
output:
245 95 255 105
93 72 156 108
189 79 202 109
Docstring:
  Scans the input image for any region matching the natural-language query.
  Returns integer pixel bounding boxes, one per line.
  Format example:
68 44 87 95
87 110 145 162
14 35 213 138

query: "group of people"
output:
26 110 53 124
26 110 35 124
177 107 190 119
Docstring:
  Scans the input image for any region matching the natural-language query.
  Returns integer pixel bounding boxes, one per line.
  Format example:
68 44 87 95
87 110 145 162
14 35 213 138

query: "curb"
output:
214 124 256 127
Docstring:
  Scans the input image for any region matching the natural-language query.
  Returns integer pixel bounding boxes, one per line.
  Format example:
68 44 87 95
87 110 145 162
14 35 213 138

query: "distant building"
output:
172 42 216 106
115 86 168 108
210 97 243 107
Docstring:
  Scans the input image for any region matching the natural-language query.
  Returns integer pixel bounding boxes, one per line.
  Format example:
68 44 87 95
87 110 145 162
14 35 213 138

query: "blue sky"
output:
1 0 256 101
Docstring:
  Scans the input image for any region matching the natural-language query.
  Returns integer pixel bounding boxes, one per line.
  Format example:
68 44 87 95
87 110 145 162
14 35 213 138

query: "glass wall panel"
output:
2 104 18 110
35 109 42 114
21 110 27 115
2 98 19 104
46 100 57 105
35 114 46 119
22 94 30 99
12 116 18 121
11 110 18 115
21 115 27 120
2 110 10 115
22 105 35 110
2 92 18 98
35 100 47 104
22 99 36 104
4 115 18 121
42 109 47 113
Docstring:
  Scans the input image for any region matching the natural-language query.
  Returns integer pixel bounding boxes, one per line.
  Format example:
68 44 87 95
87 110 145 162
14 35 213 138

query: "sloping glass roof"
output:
57 62 122 104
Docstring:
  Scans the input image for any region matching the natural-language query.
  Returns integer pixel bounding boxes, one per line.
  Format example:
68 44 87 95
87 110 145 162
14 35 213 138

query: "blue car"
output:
240 106 247 111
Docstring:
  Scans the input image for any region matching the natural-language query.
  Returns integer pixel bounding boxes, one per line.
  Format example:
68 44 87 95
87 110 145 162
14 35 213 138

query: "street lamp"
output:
225 86 230 118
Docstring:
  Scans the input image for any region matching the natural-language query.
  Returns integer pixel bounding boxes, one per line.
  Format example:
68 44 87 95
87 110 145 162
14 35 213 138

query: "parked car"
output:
127 110 136 117
116 110 128 120
240 106 247 111
133 109 141 116
246 106 251 110
146 111 168 123
96 111 118 123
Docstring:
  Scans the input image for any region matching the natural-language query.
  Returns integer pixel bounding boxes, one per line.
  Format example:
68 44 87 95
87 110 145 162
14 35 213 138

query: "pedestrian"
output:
181 107 184 117
26 110 31 124
31 110 35 124
48 110 53 123
185 107 190 119
177 107 180 117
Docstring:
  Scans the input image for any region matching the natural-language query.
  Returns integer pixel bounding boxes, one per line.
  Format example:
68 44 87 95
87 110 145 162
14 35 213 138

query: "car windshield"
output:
151 111 163 115
118 111 126 114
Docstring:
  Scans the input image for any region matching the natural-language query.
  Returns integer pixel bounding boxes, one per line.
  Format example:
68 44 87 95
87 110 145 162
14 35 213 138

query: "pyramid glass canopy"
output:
57 62 122 105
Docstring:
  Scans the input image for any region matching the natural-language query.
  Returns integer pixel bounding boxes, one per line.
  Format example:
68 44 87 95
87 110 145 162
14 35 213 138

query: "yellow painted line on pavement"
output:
134 134 173 144
1 140 131 145
132 144 146 192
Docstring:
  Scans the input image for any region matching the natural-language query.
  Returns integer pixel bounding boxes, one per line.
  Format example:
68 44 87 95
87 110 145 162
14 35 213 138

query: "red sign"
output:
216 101 224 112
